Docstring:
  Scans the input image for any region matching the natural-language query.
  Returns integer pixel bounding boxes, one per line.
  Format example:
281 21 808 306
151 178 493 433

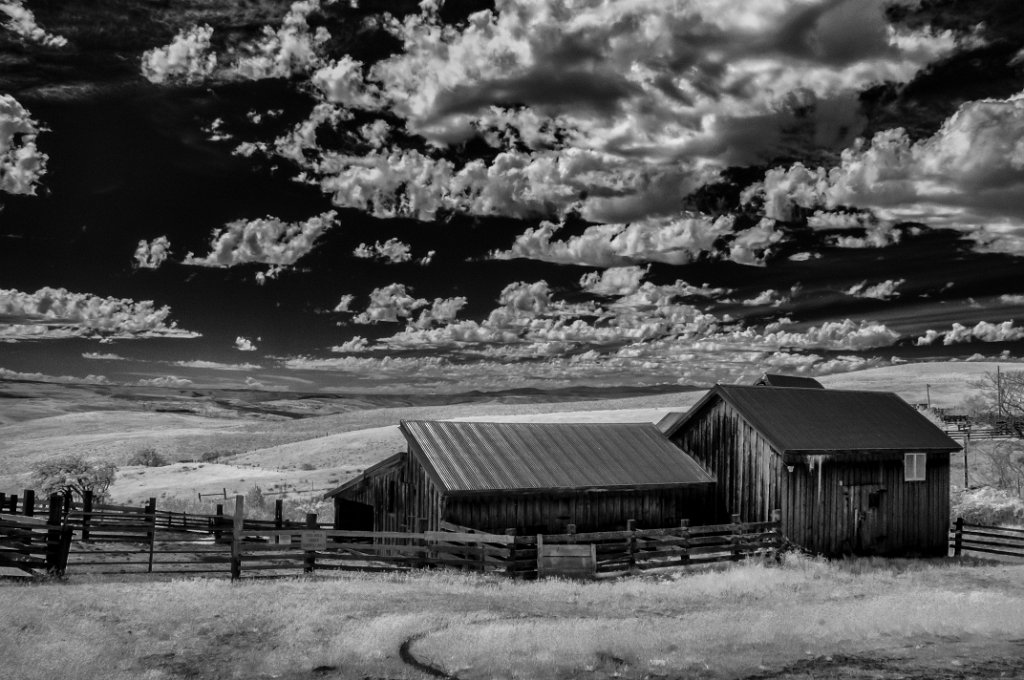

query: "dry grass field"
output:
3 361 1024 679
3 556 1024 679
0 361 1005 508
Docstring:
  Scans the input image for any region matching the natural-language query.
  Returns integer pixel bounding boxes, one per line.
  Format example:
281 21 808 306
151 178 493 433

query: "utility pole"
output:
926 383 931 409
998 365 1003 418
964 432 970 489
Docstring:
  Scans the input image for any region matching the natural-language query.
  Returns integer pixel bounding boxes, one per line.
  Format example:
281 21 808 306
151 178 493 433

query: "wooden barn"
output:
662 384 961 556
325 420 716 535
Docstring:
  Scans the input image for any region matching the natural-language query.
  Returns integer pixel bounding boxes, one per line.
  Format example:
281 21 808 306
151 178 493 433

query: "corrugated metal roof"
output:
686 385 961 454
400 420 714 494
656 411 685 434
755 373 824 389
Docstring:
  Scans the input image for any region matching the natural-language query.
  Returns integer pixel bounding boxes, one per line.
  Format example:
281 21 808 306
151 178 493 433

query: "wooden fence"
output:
0 495 73 576
2 490 782 579
227 499 783 579
950 517 1024 559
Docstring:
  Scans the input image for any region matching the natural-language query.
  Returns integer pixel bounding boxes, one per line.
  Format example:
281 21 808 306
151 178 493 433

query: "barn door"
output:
844 484 886 555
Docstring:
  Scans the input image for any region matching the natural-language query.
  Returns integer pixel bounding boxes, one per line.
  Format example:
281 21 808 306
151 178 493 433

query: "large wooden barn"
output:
662 384 961 556
325 420 716 535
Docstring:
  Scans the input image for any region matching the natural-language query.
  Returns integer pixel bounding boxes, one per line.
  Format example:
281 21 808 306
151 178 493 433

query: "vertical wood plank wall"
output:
335 450 716 534
781 454 949 556
672 398 951 556
672 399 777 524
446 485 716 534
334 452 445 532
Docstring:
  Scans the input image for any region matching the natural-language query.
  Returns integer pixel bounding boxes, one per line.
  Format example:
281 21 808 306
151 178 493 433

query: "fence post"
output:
45 493 63 574
8 494 17 514
770 508 782 562
145 498 157 573
81 490 93 542
275 499 283 545
231 495 244 580
679 518 690 566
415 518 428 568
626 519 637 572
23 489 35 517
731 514 742 561
567 523 576 543
953 516 963 557
304 513 317 574
214 504 224 542
536 534 544 578
504 528 517 578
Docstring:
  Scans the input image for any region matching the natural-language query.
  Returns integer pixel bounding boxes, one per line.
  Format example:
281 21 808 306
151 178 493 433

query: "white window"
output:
904 453 926 481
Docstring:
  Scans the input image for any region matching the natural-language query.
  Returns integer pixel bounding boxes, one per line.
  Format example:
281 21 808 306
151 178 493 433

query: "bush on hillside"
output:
245 484 266 511
127 447 167 467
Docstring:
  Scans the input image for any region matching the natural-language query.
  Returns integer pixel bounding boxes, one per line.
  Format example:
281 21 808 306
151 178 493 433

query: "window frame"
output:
904 452 927 482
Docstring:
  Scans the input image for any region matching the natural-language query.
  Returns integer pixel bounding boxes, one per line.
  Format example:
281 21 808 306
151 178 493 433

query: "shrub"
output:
246 484 266 511
300 462 315 471
952 487 1024 526
126 447 167 467
200 449 238 462
32 454 117 502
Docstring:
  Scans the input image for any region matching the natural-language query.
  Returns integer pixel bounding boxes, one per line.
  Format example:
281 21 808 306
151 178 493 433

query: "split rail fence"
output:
2 489 784 579
950 517 1024 559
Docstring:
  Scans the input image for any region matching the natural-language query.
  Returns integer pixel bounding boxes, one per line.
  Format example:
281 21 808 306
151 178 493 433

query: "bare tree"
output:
32 454 116 502
972 369 1024 421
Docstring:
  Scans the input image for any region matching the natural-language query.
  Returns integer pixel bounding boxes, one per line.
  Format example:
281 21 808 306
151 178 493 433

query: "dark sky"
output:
3 0 1024 393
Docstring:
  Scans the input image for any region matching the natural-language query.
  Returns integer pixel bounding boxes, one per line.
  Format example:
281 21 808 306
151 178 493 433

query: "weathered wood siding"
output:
333 452 445 532
671 399 776 524
444 485 716 534
782 454 949 556
672 397 951 556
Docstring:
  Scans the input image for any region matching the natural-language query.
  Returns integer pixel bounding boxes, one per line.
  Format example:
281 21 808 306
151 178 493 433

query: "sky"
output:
2 0 1024 394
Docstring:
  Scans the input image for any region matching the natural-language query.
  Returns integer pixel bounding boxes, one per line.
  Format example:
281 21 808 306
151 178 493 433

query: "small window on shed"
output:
904 453 926 482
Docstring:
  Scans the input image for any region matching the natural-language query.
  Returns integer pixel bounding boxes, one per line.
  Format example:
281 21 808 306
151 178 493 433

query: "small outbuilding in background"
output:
326 420 716 535
662 383 961 556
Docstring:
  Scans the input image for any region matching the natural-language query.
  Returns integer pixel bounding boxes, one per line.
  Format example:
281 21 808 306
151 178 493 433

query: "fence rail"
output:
0 496 72 576
950 517 1024 559
2 489 782 580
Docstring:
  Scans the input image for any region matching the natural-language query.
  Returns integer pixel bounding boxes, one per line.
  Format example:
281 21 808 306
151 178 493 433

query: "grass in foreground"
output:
3 555 1024 679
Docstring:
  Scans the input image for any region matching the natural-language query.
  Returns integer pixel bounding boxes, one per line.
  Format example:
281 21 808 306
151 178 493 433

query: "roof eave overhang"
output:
781 447 962 464
444 480 715 497
323 451 404 499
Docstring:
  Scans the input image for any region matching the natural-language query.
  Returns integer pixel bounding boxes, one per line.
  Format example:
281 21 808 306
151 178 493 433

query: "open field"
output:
4 362 1024 679
0 361 1014 507
4 555 1024 679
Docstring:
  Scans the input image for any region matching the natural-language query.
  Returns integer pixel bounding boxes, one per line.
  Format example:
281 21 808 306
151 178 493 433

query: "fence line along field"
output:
0 489 786 579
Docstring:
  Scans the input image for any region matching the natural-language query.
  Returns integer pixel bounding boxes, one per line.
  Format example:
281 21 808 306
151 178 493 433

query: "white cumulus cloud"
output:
0 95 49 196
141 25 217 85
915 321 1024 346
1 1 67 47
846 279 905 300
235 336 258 352
0 287 199 341
353 238 413 264
232 0 330 80
184 211 337 273
134 236 172 269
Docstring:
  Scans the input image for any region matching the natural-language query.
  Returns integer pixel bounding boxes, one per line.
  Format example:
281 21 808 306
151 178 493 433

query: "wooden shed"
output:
325 420 716 535
662 384 961 557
